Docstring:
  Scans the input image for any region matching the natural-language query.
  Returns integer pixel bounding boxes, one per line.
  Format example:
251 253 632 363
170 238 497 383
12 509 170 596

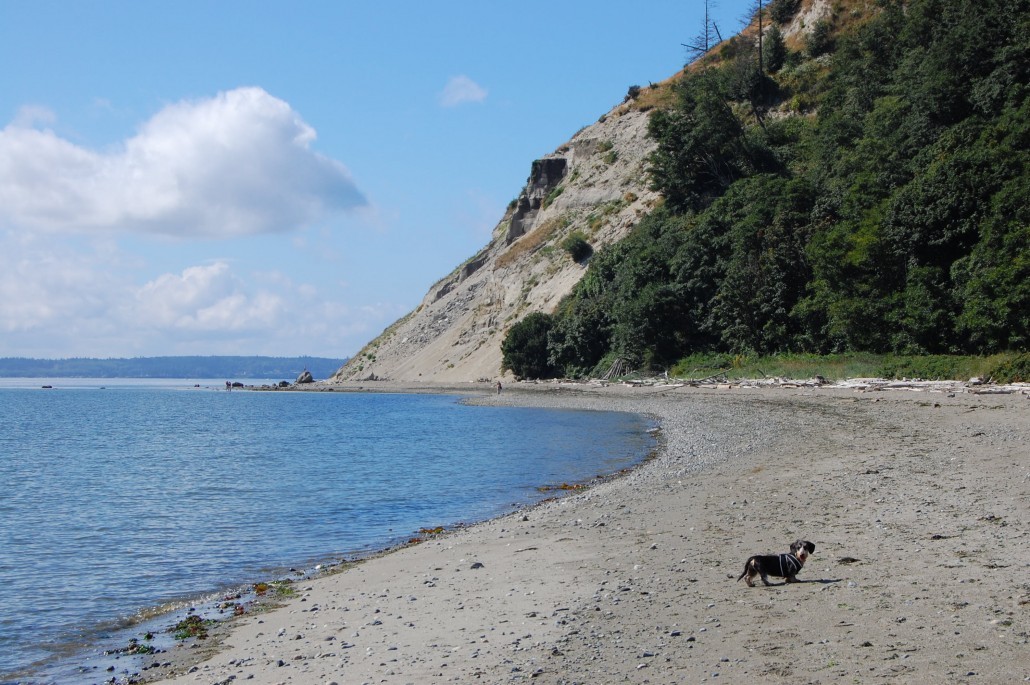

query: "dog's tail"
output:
736 560 750 582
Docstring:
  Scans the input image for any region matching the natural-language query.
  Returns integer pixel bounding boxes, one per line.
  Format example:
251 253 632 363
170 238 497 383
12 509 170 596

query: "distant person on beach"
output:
226 381 231 392
496 380 502 394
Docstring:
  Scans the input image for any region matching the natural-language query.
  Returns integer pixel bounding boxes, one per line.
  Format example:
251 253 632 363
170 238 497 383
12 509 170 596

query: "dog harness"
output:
778 553 803 577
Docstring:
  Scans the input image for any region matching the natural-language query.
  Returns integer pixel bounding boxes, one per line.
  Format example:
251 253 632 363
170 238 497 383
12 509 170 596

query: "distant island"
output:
0 356 346 380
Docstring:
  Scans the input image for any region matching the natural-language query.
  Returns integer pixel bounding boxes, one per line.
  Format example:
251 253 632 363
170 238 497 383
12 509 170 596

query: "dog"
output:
737 540 816 586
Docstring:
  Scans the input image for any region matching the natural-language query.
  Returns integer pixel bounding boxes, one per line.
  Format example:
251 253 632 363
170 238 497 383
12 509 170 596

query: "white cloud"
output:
133 262 282 331
0 87 366 238
439 75 488 107
0 232 132 353
12 105 56 128
0 231 400 358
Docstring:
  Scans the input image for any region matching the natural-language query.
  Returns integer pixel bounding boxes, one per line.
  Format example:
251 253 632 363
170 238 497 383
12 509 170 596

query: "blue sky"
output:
0 1 751 359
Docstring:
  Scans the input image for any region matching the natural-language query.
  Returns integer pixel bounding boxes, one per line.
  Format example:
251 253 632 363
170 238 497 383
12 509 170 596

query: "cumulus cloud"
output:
0 87 366 237
439 75 488 107
0 230 396 357
133 262 282 331
0 233 121 335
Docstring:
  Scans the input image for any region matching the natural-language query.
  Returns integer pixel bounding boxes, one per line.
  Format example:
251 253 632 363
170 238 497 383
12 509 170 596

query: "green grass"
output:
668 352 1029 383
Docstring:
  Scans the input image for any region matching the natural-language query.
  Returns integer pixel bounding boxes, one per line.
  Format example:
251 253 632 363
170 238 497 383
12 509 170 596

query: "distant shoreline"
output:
0 355 345 380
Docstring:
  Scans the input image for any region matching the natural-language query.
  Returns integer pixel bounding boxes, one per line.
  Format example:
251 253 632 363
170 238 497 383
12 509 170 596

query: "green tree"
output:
648 70 776 212
763 24 787 73
501 313 558 379
523 0 1029 376
805 19 833 58
708 175 815 352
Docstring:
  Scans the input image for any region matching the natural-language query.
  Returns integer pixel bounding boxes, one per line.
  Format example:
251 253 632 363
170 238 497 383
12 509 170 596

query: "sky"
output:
0 1 752 360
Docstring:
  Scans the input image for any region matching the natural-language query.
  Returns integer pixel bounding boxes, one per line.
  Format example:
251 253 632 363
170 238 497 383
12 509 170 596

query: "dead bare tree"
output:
683 0 722 63
742 0 766 72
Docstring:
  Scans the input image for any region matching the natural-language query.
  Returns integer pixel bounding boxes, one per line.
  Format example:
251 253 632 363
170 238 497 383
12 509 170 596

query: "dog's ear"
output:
804 541 816 554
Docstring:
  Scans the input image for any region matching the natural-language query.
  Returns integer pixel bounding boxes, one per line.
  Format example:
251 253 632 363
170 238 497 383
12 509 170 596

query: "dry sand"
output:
144 383 1028 684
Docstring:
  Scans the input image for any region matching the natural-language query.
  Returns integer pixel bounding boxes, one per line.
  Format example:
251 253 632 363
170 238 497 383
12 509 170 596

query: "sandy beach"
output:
139 382 1028 685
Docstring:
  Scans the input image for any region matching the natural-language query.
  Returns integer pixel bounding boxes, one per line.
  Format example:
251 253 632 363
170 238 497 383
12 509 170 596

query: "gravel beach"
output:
143 382 1028 684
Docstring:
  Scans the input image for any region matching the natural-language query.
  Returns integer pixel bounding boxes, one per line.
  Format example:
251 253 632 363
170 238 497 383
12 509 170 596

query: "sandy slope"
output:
147 384 1029 685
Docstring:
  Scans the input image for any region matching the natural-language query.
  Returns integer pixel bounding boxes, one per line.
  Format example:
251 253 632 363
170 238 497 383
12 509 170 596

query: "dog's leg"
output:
739 558 757 586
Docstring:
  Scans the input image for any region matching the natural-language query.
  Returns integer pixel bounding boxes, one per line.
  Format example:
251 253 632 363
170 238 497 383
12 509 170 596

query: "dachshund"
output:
738 540 816 587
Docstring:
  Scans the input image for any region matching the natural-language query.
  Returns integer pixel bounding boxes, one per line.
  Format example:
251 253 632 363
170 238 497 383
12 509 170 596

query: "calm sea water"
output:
0 379 654 683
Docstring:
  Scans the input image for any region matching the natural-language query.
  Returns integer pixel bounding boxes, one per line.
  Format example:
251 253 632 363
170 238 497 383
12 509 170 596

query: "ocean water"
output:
0 380 654 683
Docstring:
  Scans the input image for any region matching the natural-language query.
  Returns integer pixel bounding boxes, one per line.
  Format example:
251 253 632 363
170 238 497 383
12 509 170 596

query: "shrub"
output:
769 0 801 24
543 185 564 208
985 353 1030 383
561 232 593 262
878 355 970 380
806 19 833 57
719 36 741 61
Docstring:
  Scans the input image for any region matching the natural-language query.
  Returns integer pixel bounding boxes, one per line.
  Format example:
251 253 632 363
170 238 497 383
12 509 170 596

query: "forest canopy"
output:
503 0 1029 379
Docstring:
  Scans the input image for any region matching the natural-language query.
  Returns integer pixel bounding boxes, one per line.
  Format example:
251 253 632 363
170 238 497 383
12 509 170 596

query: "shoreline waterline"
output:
1 383 657 685
98 388 666 685
134 380 1028 685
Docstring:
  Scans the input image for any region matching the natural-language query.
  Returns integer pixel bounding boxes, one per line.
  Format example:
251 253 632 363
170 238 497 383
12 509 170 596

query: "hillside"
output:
328 0 846 384
334 0 1028 383
331 102 662 382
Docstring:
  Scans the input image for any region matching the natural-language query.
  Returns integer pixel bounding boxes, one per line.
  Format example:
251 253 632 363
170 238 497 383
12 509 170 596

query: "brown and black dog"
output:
738 540 816 586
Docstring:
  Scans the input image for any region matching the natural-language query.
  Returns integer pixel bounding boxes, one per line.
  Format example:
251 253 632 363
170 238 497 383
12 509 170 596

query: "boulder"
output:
296 370 314 384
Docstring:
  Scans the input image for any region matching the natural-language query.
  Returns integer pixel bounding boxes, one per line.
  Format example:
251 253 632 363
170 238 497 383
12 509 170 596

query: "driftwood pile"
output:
549 375 1030 396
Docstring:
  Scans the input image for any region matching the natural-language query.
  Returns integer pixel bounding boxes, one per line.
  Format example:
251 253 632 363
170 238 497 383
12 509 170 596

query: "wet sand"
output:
142 382 1028 684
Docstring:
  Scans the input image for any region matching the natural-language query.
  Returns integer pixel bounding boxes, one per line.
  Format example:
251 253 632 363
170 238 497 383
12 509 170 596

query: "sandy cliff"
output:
329 0 844 385
331 102 661 384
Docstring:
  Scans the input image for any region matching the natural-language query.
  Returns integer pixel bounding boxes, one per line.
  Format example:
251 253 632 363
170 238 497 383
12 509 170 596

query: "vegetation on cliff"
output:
503 0 1029 380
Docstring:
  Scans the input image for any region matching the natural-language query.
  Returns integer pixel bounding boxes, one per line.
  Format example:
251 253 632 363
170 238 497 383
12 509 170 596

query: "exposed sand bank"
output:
143 383 1028 684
